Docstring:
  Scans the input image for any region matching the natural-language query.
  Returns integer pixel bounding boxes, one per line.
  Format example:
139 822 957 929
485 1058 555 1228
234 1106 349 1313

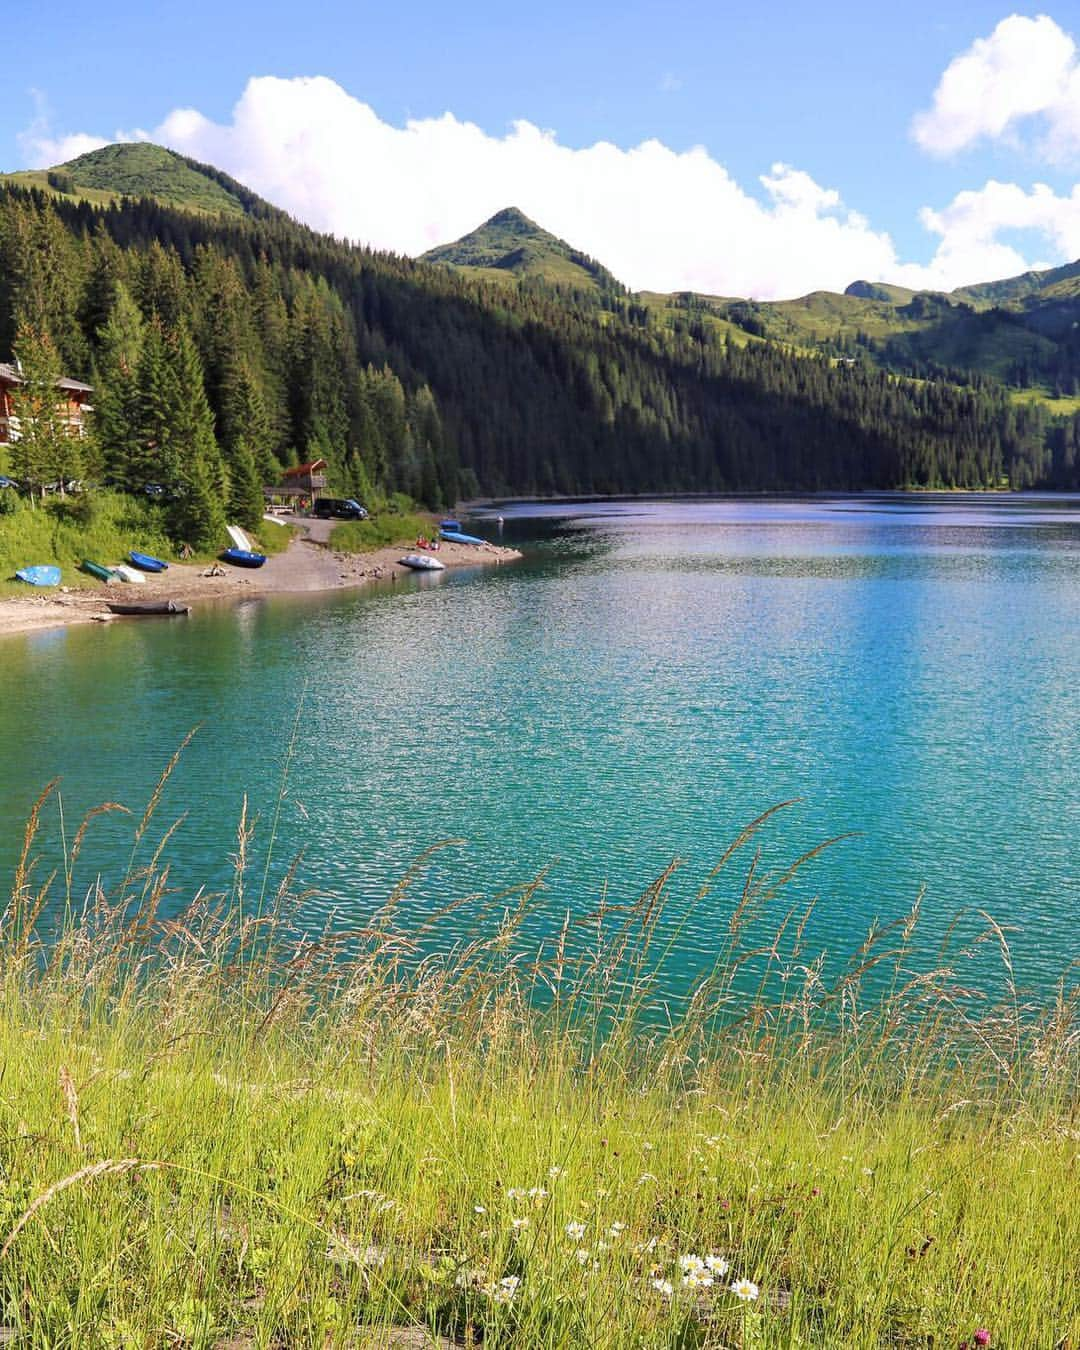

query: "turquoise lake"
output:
2 494 1078 999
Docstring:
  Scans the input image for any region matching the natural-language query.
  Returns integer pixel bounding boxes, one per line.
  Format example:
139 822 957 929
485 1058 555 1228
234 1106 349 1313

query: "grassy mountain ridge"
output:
2 143 1079 504
0 143 283 221
11 140 1080 396
421 206 627 296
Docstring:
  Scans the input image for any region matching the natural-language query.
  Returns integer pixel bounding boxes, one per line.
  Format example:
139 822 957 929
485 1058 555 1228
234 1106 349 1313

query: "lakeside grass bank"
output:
1 768 1076 1349
0 492 292 598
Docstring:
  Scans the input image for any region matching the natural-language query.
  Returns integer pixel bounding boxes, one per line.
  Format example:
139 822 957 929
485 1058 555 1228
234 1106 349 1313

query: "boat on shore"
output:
438 518 461 532
226 524 255 552
221 547 267 568
129 551 168 573
15 565 62 587
440 530 487 545
399 554 447 572
112 565 147 584
107 600 190 617
80 560 116 583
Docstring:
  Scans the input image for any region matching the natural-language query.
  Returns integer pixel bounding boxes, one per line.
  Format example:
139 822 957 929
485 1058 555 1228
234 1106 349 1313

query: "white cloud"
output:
912 13 1080 161
16 90 110 166
17 74 1080 298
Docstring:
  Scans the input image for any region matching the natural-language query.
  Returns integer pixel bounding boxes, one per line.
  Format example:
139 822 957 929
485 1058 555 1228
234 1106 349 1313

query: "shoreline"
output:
0 530 521 638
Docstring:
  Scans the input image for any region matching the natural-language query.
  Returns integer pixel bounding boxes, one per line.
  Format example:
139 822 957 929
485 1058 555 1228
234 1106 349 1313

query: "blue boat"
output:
221 547 267 569
129 550 169 573
15 565 62 587
438 518 461 531
441 530 487 546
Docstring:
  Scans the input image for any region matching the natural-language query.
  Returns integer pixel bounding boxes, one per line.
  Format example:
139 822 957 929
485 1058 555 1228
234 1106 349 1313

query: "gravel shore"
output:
0 526 521 638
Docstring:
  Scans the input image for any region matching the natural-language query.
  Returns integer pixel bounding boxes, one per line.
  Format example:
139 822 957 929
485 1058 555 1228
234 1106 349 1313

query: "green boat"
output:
80 559 116 583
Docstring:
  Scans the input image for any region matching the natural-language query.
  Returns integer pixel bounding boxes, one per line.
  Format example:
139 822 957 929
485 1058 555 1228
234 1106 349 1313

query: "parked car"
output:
312 497 369 520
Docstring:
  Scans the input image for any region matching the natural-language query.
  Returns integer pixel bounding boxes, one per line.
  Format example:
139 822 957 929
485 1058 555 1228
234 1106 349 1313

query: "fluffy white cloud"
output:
17 74 1080 298
912 13 1080 161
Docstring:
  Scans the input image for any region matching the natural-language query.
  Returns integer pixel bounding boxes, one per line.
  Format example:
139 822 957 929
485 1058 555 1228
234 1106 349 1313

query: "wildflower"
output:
548 1165 564 1178
342 1151 357 1167
973 1332 991 1348
634 1236 659 1254
704 1254 729 1276
474 1205 487 1214
527 1186 548 1202
643 1142 655 1151
608 1221 627 1238
511 1217 530 1230
596 1187 609 1198
679 1254 706 1276
565 1221 587 1240
652 1278 674 1297
862 1167 874 1177
731 1278 759 1302
485 1274 520 1304
506 1187 526 1201
596 1240 610 1253
574 1248 592 1265
637 1172 658 1186
682 1272 714 1290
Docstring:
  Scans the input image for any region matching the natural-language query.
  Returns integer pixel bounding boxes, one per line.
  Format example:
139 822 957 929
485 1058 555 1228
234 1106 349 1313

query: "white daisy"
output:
731 1278 760 1302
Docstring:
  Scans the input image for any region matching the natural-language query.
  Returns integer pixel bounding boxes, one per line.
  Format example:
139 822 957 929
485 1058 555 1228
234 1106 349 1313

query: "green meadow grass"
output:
0 749 1076 1348
0 494 293 594
0 493 177 594
330 512 437 554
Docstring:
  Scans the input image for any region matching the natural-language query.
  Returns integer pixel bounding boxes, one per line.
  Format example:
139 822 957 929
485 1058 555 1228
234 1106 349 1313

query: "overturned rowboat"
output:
399 554 447 572
221 547 267 568
128 550 169 573
15 565 62 587
81 559 117 583
106 600 190 617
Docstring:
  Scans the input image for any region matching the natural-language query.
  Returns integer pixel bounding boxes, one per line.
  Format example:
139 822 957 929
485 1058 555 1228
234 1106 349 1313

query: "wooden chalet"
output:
0 361 93 443
264 458 328 508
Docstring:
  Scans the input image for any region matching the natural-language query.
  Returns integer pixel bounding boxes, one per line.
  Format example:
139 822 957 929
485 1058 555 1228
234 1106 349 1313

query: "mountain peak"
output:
484 206 537 229
0 141 279 221
420 207 625 296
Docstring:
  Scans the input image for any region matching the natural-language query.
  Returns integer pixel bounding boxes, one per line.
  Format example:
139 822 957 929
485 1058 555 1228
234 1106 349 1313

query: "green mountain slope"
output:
0 143 279 219
2 142 1080 505
422 207 626 295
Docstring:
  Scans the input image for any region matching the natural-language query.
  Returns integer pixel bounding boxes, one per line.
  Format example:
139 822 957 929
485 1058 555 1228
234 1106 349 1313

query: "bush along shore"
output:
0 756 1076 1348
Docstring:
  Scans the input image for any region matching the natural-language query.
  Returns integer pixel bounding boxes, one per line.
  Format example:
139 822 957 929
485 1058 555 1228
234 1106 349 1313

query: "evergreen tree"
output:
166 323 228 547
93 282 145 490
9 324 81 498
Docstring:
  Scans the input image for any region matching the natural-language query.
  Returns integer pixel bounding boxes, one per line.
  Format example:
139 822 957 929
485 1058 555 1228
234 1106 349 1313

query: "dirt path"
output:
0 527 521 638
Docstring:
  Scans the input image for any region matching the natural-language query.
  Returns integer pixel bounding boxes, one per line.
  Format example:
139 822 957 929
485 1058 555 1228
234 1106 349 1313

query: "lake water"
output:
2 494 1078 1001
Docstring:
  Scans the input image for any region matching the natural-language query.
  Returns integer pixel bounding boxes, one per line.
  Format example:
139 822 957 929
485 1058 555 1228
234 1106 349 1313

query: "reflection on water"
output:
1 493 1078 997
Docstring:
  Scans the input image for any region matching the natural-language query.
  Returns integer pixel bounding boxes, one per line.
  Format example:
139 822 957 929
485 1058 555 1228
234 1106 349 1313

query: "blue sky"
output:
5 2 1080 297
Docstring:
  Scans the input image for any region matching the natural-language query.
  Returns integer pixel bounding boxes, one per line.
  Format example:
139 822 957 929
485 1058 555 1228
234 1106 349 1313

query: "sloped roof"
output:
0 361 93 394
283 459 327 477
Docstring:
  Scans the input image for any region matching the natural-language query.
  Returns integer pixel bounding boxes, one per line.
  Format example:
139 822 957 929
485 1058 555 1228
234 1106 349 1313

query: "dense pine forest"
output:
2 160 1080 547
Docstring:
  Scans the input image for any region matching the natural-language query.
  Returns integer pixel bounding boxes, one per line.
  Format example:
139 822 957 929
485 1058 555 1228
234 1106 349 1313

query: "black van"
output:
313 498 369 520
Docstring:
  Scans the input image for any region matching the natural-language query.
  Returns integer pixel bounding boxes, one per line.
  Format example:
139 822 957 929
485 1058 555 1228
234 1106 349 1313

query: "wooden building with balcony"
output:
0 361 93 443
263 458 328 509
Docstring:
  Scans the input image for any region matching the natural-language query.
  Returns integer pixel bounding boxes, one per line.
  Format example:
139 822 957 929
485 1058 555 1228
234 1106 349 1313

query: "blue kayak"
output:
221 547 267 568
15 565 62 587
129 550 169 573
440 530 487 545
438 518 461 532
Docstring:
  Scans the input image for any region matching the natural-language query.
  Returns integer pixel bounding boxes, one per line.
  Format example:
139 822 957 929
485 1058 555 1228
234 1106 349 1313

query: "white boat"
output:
398 554 446 572
112 564 147 584
227 524 254 552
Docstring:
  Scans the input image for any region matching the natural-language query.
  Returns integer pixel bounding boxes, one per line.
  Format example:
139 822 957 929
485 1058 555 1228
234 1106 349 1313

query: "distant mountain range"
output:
4 142 1080 410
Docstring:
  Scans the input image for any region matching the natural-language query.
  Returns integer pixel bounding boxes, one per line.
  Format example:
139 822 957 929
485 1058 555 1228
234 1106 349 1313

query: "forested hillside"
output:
1 145 1079 551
